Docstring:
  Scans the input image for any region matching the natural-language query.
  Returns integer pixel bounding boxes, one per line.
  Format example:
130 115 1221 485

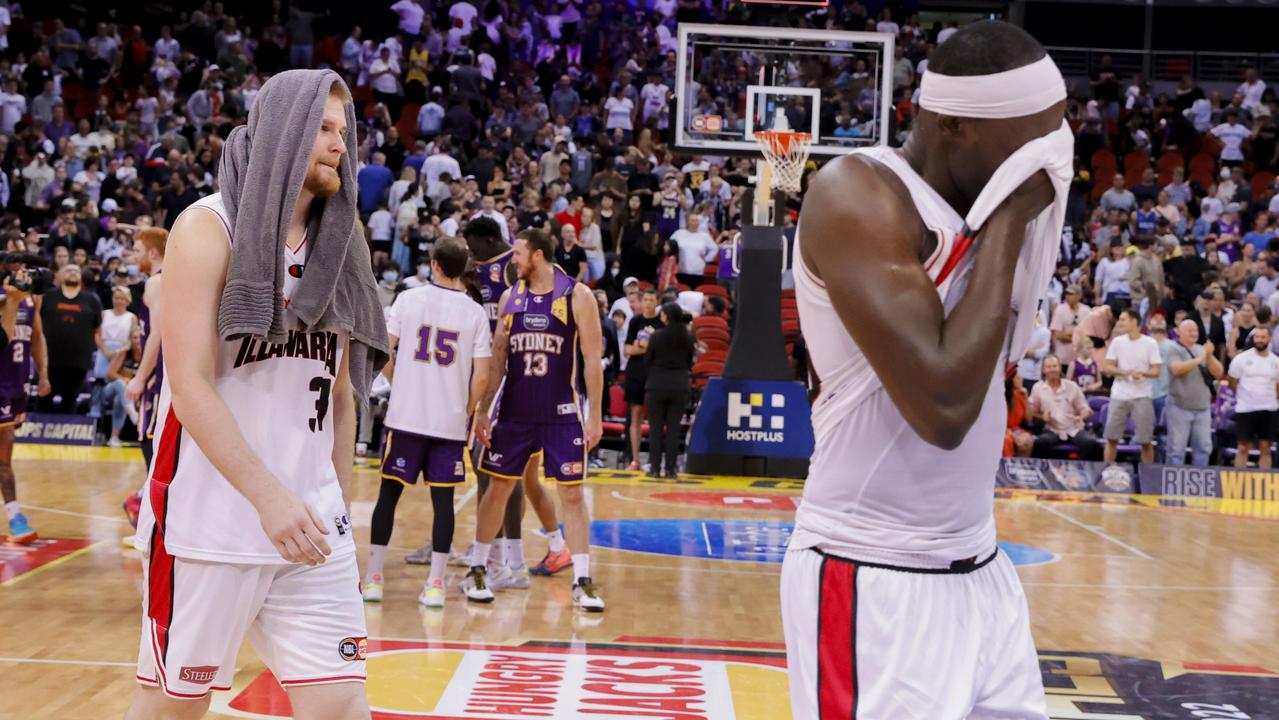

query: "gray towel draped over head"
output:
216 68 388 414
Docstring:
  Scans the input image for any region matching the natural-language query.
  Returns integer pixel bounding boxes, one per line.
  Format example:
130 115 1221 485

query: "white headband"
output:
919 55 1066 119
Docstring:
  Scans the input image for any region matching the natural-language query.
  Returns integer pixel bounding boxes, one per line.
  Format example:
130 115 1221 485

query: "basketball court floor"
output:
1 445 1277 719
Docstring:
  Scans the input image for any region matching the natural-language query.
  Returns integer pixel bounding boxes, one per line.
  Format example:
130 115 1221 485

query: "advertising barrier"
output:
14 413 96 445
996 457 1138 494
1138 464 1279 500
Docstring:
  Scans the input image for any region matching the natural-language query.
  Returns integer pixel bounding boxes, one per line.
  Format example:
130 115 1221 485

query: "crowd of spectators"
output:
1006 57 1279 467
2 0 1278 470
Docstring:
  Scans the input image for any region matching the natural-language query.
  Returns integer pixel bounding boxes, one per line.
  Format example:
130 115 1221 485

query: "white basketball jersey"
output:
384 282 492 440
135 193 354 564
791 147 1004 568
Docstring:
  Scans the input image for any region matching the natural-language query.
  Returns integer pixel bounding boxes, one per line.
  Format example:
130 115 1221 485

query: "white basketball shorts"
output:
781 547 1047 719
136 550 367 699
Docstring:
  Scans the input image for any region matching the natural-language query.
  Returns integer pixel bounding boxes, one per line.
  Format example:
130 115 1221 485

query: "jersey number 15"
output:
414 325 459 367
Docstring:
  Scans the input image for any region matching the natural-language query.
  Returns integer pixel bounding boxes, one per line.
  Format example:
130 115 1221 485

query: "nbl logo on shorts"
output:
338 636 367 661
726 392 785 443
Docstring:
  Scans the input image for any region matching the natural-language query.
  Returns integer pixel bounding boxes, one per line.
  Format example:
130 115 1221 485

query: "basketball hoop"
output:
754 130 812 194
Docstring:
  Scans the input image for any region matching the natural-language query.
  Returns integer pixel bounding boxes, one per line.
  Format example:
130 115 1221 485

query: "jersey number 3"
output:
308 377 331 432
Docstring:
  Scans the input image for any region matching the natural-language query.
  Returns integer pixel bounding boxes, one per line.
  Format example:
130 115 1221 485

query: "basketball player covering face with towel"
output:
128 69 388 720
784 22 1071 719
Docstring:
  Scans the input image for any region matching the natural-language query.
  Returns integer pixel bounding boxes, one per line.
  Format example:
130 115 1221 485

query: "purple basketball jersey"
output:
0 297 34 398
497 269 582 425
656 191 682 239
475 249 514 333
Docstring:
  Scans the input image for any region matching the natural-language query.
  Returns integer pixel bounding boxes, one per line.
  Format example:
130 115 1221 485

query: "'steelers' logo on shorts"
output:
338 637 367 661
179 665 219 684
726 392 786 442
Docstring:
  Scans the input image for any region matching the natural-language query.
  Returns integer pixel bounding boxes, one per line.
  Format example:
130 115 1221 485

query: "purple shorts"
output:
479 420 586 484
0 392 27 426
380 428 466 486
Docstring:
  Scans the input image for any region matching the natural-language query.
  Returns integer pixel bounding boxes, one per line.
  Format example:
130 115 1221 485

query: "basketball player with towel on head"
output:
784 22 1069 718
128 69 388 719
465 228 606 611
362 240 491 608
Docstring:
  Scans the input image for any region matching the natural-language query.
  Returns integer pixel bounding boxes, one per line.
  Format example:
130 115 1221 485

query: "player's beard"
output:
304 162 341 198
517 262 533 282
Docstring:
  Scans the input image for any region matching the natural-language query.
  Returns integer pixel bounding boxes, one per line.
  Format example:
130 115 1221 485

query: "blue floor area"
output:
591 519 1058 566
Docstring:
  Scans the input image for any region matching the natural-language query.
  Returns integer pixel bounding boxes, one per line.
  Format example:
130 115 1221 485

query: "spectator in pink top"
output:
1028 356 1100 459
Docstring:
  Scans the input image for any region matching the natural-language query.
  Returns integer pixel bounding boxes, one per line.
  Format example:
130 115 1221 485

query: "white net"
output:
755 131 812 193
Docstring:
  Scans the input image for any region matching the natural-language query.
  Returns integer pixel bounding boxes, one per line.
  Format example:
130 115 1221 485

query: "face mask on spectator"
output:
125 264 139 276
417 265 430 278
382 271 398 283
610 267 620 277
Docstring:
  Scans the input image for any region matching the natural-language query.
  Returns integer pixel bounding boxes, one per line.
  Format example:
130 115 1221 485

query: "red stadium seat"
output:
701 337 729 353
1091 167 1116 200
699 349 728 364
1123 150 1150 174
1188 153 1216 179
701 285 729 301
696 327 731 346
1252 171 1275 200
692 315 728 333
1090 149 1117 172
607 384 626 419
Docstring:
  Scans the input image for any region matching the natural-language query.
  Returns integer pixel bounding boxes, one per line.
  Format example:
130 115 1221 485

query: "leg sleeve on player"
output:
136 558 272 699
246 551 368 687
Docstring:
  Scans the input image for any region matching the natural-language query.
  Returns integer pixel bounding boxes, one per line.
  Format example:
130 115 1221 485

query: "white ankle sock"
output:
489 540 506 566
367 545 387 578
547 528 565 553
572 553 590 582
4 500 19 521
472 542 492 568
428 552 448 585
506 538 525 567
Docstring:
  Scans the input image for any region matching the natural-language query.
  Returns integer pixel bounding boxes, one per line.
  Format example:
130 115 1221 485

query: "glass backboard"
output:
674 23 895 158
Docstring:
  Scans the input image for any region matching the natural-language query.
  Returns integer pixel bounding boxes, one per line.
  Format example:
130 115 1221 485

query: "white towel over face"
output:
941 120 1076 369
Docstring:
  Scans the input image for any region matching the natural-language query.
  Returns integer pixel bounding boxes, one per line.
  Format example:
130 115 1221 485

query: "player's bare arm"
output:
469 354 491 423
382 333 398 382
799 156 1053 449
31 294 48 397
572 283 604 449
126 275 162 401
161 208 331 566
331 336 355 508
474 288 512 447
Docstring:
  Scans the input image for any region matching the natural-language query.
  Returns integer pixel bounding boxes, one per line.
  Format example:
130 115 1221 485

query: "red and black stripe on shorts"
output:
817 554 859 719
146 407 183 680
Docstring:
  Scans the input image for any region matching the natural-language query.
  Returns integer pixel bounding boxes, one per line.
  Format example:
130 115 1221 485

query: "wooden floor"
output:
2 445 1278 719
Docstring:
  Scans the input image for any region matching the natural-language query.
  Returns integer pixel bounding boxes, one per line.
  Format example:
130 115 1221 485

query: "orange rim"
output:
755 130 812 157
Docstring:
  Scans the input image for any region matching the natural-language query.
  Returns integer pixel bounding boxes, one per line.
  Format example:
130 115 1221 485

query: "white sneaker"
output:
355 442 368 458
489 563 530 590
460 567 494 603
573 577 605 612
450 543 476 567
418 579 446 608
362 573 384 603
107 437 122 448
405 544 432 565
